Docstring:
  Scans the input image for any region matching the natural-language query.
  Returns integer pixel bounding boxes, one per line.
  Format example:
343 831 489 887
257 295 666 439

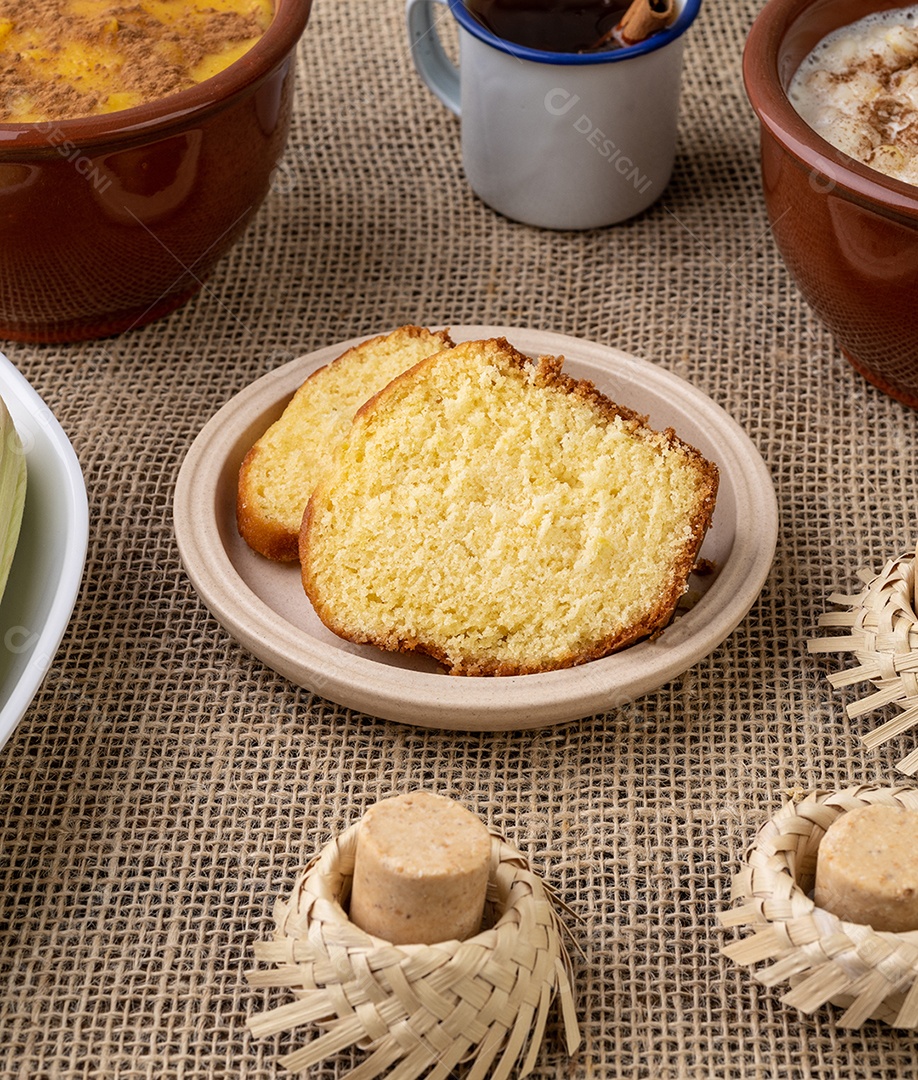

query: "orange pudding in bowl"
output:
0 0 311 343
1 0 274 123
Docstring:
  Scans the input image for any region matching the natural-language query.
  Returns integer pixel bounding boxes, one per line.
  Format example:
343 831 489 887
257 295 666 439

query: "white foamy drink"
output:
789 4 918 186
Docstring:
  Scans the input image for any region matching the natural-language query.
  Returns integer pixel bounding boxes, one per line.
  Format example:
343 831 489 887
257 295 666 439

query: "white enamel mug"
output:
406 0 702 229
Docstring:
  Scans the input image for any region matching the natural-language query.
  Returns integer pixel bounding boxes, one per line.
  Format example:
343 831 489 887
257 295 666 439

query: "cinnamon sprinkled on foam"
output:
789 4 918 186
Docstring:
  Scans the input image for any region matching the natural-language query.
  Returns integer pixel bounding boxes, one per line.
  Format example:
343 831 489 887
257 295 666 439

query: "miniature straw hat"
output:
720 784 918 1029
246 822 581 1078
809 546 918 774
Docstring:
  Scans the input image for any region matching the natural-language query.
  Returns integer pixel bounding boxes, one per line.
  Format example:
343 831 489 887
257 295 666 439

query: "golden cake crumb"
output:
300 337 719 676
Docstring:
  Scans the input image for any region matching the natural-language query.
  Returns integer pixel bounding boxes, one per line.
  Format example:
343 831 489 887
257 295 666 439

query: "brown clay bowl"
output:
0 0 312 343
744 0 918 408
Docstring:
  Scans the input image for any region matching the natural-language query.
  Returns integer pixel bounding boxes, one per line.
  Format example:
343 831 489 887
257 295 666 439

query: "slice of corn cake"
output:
300 337 718 676
237 325 454 560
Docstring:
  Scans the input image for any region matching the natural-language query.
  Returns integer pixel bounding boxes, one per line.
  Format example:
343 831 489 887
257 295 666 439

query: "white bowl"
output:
0 353 88 752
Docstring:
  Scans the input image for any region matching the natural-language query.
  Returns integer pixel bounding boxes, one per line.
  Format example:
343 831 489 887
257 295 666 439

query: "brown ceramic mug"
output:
0 0 312 343
744 0 918 408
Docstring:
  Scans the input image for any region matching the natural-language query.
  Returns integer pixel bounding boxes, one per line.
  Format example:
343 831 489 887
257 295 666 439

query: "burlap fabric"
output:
3 1 918 1077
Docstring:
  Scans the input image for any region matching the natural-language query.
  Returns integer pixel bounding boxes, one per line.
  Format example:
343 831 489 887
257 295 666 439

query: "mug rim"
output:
447 0 703 64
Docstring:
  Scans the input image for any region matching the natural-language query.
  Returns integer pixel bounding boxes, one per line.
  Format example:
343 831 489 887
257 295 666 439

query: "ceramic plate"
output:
0 353 88 753
174 326 778 731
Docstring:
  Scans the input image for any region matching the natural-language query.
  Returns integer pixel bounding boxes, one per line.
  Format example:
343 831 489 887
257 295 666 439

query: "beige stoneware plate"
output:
174 326 777 731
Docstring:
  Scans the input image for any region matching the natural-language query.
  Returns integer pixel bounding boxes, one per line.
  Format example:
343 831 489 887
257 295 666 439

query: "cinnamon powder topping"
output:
0 0 273 123
789 6 918 187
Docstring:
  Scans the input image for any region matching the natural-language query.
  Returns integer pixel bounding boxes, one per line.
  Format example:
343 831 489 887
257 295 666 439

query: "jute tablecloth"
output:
4 1 918 1077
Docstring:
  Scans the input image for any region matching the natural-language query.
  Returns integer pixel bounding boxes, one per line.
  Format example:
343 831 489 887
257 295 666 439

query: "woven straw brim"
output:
809 549 918 774
246 824 581 1078
720 785 918 1029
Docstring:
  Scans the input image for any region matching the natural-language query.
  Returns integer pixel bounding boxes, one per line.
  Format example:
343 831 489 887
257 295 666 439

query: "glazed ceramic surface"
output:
174 326 778 732
0 352 88 751
0 0 312 343
744 0 918 408
406 0 701 229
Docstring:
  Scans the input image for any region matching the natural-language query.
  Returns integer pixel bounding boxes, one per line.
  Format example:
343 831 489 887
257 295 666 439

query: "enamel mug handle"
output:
405 0 461 116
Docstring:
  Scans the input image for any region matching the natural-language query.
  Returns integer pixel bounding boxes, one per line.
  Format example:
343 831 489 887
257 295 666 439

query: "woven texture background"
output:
3 0 918 1077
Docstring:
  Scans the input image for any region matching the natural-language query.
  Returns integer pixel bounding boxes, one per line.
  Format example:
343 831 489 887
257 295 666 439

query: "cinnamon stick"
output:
591 0 676 50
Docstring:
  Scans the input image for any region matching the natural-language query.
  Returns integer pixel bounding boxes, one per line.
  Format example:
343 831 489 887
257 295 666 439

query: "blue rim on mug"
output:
448 0 703 64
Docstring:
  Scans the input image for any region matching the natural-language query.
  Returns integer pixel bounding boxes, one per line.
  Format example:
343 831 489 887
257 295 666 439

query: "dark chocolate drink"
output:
465 0 630 53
